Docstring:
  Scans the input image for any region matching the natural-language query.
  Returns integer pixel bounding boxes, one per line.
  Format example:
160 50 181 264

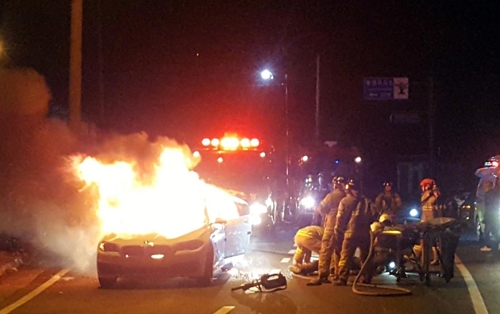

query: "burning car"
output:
72 140 252 288
96 193 251 288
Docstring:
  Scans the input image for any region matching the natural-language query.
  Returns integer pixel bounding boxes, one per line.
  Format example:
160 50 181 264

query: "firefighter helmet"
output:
332 176 346 185
346 179 360 191
420 178 436 189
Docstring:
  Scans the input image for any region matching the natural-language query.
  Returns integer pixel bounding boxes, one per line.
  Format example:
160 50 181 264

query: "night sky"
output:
1 0 500 188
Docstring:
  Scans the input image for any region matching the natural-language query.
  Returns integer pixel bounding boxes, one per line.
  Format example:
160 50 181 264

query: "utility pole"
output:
97 0 105 130
428 76 435 177
315 53 321 145
69 0 83 133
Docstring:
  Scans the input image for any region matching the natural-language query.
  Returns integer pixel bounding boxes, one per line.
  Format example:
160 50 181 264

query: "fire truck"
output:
192 134 285 232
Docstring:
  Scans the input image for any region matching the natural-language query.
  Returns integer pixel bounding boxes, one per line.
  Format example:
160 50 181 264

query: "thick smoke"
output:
0 68 98 272
0 68 199 274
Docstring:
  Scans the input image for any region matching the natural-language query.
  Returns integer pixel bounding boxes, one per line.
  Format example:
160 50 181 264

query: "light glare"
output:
221 137 239 150
240 138 250 148
260 69 273 80
202 138 210 146
250 138 260 147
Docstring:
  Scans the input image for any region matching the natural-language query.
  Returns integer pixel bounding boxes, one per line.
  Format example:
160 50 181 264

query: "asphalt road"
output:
0 226 495 314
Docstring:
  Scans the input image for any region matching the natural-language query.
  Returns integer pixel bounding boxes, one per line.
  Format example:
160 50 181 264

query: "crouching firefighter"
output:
307 176 346 286
333 180 378 286
288 225 323 275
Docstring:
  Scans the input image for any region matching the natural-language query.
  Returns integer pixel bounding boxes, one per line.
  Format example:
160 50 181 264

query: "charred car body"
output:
97 190 252 288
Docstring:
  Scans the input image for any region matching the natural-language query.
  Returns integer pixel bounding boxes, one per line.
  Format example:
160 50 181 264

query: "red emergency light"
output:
201 136 260 151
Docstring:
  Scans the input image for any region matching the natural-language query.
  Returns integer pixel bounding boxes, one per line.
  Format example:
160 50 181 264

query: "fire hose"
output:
351 230 412 296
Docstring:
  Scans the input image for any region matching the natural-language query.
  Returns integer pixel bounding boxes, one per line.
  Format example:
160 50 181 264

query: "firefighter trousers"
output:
337 234 372 282
317 213 336 278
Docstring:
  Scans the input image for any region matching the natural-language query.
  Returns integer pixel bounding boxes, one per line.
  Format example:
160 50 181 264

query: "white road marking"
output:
0 268 69 314
288 249 296 255
280 258 291 263
455 256 489 314
213 306 235 314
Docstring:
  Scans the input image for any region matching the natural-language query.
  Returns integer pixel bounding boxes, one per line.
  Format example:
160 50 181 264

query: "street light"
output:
260 69 274 80
260 69 290 193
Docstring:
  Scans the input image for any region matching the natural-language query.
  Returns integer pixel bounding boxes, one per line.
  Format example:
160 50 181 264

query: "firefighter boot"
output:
288 264 303 275
301 262 318 276
307 276 330 286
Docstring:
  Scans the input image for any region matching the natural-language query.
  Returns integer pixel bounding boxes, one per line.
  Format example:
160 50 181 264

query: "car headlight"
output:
98 241 119 252
409 208 419 217
300 196 316 209
250 202 267 215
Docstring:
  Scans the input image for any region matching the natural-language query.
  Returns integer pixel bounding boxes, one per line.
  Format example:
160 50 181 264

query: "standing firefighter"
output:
333 179 378 286
420 178 441 265
420 178 441 222
307 176 346 285
288 225 323 275
374 182 402 218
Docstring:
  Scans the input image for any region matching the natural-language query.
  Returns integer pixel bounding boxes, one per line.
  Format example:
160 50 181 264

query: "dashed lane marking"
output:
288 249 296 254
455 256 488 314
213 306 235 314
280 258 291 263
0 268 69 314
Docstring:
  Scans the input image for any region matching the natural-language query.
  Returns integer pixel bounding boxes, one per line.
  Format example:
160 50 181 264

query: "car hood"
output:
101 225 213 246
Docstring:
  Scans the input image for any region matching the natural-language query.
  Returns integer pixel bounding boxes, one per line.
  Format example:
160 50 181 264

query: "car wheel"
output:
196 249 214 287
98 275 118 288
196 276 212 287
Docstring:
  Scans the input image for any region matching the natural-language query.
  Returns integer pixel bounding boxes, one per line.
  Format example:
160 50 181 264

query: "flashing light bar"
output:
201 136 260 150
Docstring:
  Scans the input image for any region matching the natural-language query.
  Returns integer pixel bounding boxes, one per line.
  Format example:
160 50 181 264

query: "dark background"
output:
1 0 500 190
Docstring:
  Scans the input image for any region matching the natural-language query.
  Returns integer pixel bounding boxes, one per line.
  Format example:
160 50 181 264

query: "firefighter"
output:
419 178 441 265
374 182 402 218
332 179 377 286
481 179 500 251
288 225 323 275
420 178 440 222
306 176 346 286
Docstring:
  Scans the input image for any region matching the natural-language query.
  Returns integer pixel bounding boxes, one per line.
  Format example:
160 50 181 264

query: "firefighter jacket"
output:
375 192 402 215
296 225 324 240
316 189 346 217
335 194 377 239
421 190 438 212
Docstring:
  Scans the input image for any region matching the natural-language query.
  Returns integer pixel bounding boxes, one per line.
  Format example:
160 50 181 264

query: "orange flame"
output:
72 146 240 239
